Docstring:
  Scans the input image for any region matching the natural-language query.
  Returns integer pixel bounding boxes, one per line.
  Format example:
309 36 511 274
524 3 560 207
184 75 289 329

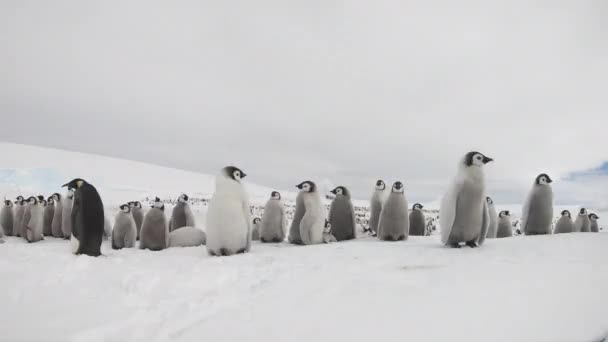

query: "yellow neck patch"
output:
76 180 84 188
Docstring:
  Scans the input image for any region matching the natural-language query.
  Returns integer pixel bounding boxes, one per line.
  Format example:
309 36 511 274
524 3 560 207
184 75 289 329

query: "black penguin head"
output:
486 197 494 205
589 213 599 220
4 199 12 207
47 196 54 204
178 194 189 203
499 210 511 218
464 151 493 167
579 208 588 216
296 181 316 193
27 196 37 205
412 203 424 210
392 181 404 193
120 204 131 213
134 201 142 209
324 219 332 233
253 217 261 224
153 197 164 210
330 186 348 196
37 195 45 202
375 180 386 190
52 193 61 201
66 188 75 199
535 173 553 185
561 210 571 218
271 191 281 200
40 199 47 206
222 166 246 182
62 178 86 190
16 195 24 201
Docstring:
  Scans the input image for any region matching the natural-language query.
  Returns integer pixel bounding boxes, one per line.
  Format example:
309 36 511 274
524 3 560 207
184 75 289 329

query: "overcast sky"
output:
1 0 607 207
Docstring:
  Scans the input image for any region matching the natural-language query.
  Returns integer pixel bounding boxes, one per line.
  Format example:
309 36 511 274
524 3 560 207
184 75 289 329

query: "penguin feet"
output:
272 237 283 243
466 241 478 248
449 243 461 248
396 235 406 241
236 248 246 254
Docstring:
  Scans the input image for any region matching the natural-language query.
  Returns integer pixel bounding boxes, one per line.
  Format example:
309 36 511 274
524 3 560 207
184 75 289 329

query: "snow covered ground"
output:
1 233 607 342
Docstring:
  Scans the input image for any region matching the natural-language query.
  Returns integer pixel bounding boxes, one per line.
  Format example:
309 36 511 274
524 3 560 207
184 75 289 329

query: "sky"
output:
1 0 607 208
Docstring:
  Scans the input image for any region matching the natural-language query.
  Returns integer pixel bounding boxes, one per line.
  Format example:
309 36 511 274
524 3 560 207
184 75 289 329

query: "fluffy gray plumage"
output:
251 220 261 241
288 192 305 244
13 204 26 237
1 204 13 237
377 187 409 241
25 203 44 242
62 194 74 239
554 213 574 234
168 226 206 247
42 203 54 236
574 211 590 233
112 211 137 249
328 188 356 241
589 214 599 233
51 197 63 238
260 198 286 243
521 176 553 236
496 212 512 238
485 198 498 239
139 207 168 251
369 188 385 234
132 206 144 240
169 202 195 232
409 208 425 236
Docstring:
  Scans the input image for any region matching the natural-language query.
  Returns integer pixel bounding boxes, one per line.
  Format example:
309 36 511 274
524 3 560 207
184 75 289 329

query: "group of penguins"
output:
0 151 602 256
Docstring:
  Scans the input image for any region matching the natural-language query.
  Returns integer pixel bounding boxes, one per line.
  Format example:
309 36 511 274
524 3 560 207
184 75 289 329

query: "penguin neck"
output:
460 165 486 183
215 175 247 200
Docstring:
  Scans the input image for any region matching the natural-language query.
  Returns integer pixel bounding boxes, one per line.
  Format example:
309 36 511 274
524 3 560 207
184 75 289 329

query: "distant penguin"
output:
496 210 513 238
328 186 356 241
521 174 554 236
63 178 105 256
13 196 25 237
140 197 169 251
574 208 591 233
440 151 493 248
260 191 287 243
288 188 306 245
322 220 337 243
50 193 63 238
206 166 252 256
589 213 600 233
1 200 14 236
409 203 426 236
169 194 195 232
168 226 206 247
62 189 75 239
42 196 55 236
24 197 44 242
377 181 409 241
129 201 144 240
251 217 261 241
485 197 498 239
112 204 137 249
554 210 575 234
369 180 386 235
20 196 37 239
295 181 325 245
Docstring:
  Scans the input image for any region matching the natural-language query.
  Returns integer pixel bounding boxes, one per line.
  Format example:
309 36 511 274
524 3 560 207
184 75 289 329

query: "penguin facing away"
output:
521 173 554 236
554 210 575 234
62 189 75 239
63 178 105 256
485 197 498 239
129 201 144 240
288 189 306 245
260 191 287 243
50 193 63 238
42 196 55 236
139 197 169 251
112 204 137 249
377 181 409 241
409 203 426 236
574 208 590 233
440 151 493 248
496 210 513 238
589 213 600 233
296 181 325 245
369 180 386 236
1 200 14 236
206 166 252 256
322 220 337 243
169 193 195 232
328 186 357 241
13 196 26 237
251 217 261 241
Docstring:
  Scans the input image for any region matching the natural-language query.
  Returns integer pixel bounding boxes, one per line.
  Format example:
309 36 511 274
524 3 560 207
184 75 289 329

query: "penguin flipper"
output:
243 199 252 252
440 178 463 245
477 200 490 246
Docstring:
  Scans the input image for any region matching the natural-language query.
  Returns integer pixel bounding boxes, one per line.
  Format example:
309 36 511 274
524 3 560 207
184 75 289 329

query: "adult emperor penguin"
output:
13 196 26 237
589 213 600 233
42 196 55 236
140 197 169 251
409 203 426 236
574 208 591 233
521 173 554 236
50 193 63 238
440 151 493 248
169 193 195 232
322 220 337 243
62 189 75 239
260 191 287 243
206 166 252 256
328 186 356 241
23 196 44 242
112 204 137 249
496 210 513 238
485 197 498 239
369 180 386 236
63 178 105 256
294 180 325 245
554 210 575 234
251 217 261 241
1 200 14 236
129 201 144 240
377 181 409 241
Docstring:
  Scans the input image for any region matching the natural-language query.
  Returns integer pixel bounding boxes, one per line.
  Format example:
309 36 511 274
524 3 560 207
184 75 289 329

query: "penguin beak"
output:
330 189 337 195
241 172 247 178
482 156 493 164
420 205 424 209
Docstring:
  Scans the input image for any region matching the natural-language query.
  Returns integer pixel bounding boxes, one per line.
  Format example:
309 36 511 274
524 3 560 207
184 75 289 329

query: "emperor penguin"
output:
440 151 493 248
13 196 26 237
251 217 261 241
496 210 513 238
322 220 337 243
521 174 554 236
1 200 14 236
20 196 37 238
62 188 75 239
294 181 325 245
485 197 498 239
140 197 169 251
369 180 386 236
206 166 252 256
553 210 575 234
409 203 426 236
112 204 137 249
24 196 44 242
574 208 591 233
288 187 306 245
168 226 206 247
589 213 600 233
129 201 144 240
328 186 356 241
169 193 195 232
63 178 105 256
260 191 287 243
50 193 63 238
43 196 55 236
377 181 409 241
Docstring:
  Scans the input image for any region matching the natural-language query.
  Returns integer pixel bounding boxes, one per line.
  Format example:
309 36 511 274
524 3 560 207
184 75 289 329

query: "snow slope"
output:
0 234 607 342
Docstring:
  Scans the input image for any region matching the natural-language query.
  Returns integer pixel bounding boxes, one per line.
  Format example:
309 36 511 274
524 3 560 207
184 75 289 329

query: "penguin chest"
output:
207 198 248 248
451 181 484 241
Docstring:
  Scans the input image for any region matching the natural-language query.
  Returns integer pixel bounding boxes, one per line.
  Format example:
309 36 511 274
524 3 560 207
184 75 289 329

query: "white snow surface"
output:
1 233 607 342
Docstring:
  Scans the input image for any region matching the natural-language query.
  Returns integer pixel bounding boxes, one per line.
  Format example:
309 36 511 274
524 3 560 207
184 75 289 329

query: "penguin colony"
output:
0 151 603 254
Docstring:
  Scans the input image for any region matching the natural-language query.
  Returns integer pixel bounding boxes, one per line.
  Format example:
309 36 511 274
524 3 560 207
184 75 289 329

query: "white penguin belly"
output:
207 198 248 252
450 194 484 242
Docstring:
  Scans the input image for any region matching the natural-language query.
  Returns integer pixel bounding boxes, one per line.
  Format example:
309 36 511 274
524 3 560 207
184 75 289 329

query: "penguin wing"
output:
477 200 490 246
440 178 463 245
520 191 532 234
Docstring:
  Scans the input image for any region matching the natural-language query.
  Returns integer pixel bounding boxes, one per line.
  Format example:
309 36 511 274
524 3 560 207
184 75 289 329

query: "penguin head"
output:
222 166 247 182
499 210 511 218
535 173 553 186
271 191 281 200
66 188 75 199
412 203 424 210
27 196 37 205
16 195 24 201
4 199 12 207
178 194 189 203
153 197 164 210
324 219 332 233
330 186 348 196
561 210 571 218
375 180 386 191
51 193 61 201
464 151 493 167
578 208 588 216
40 199 47 207
134 201 142 209
62 178 86 190
589 213 599 221
296 181 316 193
486 197 494 205
120 204 131 213
253 217 261 224
391 181 404 193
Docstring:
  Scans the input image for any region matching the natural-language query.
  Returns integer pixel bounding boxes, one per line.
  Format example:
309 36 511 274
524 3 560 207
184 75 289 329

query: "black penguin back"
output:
72 182 105 256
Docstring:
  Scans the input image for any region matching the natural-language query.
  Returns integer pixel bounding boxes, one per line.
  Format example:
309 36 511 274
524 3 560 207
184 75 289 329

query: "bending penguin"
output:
50 193 63 238
409 203 426 236
369 180 386 236
554 210 575 234
1 200 14 236
13 196 26 237
521 174 554 235
574 208 590 233
589 213 600 233
496 210 513 238
129 201 144 240
169 193 195 232
251 217 261 241
140 197 169 251
43 196 55 236
63 178 105 256
440 151 493 248
260 191 287 243
206 166 252 256
328 186 356 241
112 204 137 249
294 181 325 245
377 181 409 241
323 220 337 243
62 188 75 239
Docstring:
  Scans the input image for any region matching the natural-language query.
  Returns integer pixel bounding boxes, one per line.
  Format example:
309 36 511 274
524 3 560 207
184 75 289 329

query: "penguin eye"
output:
234 171 240 178
476 155 483 161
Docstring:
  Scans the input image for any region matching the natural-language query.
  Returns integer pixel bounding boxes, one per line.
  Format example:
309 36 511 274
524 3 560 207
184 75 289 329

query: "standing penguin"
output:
20 196 37 239
440 151 493 248
485 197 498 239
328 186 356 241
129 201 144 240
496 210 513 238
112 204 137 249
574 208 591 233
169 194 195 232
288 188 306 245
521 174 554 236
24 197 44 242
62 189 75 239
322 220 337 243
63 178 105 256
13 196 26 237
377 181 409 241
554 210 575 234
43 196 55 236
409 203 426 236
140 197 169 251
589 213 600 233
369 180 386 236
251 217 261 241
50 193 63 238
260 191 287 243
206 166 252 256
1 200 14 236
295 181 325 245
